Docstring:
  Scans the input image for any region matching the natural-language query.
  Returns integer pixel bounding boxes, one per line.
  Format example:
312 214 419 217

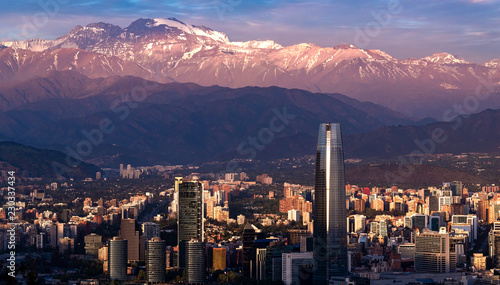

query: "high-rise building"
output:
119 219 145 262
177 177 204 268
243 223 258 277
313 123 348 283
109 237 127 281
415 231 456 273
185 240 206 284
146 238 166 283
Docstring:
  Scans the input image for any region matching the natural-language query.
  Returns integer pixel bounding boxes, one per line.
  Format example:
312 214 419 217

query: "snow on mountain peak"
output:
484 59 500 68
152 18 228 43
334 44 358 49
230 40 282 49
423 52 469 64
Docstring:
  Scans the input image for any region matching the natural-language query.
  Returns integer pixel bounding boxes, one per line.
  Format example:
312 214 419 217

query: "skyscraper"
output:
185 240 206 284
119 219 145 262
146 238 166 283
313 123 348 284
109 237 127 281
242 223 257 278
177 177 204 268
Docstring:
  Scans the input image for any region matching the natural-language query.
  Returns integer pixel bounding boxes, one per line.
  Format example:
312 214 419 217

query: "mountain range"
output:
2 18 500 118
0 17 499 169
0 70 497 167
0 70 417 166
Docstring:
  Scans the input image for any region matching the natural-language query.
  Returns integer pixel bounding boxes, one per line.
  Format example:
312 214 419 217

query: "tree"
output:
138 270 146 280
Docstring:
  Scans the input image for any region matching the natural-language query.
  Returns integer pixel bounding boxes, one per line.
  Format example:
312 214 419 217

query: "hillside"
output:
0 141 101 179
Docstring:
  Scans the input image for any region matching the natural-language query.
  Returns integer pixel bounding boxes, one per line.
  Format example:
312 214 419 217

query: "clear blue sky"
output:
1 0 499 63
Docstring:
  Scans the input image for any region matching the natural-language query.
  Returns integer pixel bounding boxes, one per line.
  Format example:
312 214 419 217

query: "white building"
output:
288 209 300 222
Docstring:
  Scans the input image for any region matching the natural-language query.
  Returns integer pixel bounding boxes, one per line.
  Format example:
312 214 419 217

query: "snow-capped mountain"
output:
1 17 499 118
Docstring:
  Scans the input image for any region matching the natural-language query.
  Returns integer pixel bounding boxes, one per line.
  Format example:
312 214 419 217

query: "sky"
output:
1 0 499 63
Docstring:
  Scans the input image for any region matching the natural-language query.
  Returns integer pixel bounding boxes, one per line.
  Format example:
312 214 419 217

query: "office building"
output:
243 223 258 277
177 177 204 268
84 234 103 257
313 123 348 284
109 237 127 281
185 240 206 284
119 219 145 262
415 231 456 273
146 238 166 283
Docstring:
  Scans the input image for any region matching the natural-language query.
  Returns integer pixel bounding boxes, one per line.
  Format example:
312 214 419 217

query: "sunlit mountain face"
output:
1 18 499 118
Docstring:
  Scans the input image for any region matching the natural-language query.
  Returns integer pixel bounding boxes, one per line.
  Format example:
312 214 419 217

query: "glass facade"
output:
185 240 206 284
313 123 348 284
146 238 167 283
109 237 128 281
177 178 204 268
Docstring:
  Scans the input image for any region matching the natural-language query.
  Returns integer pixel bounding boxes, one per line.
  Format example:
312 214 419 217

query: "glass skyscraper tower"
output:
176 177 204 268
313 123 348 284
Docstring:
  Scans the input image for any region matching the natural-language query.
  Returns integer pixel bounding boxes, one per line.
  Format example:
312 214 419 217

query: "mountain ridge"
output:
1 17 499 118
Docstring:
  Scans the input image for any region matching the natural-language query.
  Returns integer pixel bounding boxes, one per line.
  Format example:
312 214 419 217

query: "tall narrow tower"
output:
313 123 348 284
177 177 204 268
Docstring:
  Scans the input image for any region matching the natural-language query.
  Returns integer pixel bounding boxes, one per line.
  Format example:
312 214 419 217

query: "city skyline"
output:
1 1 500 283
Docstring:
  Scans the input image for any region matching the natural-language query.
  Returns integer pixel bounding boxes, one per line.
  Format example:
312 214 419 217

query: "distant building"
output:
451 181 463 197
415 231 458 273
84 234 103 257
288 229 310 246
59 237 74 254
347 215 366 233
471 253 487 271
237 214 246 225
210 247 226 270
142 222 160 241
288 209 300 222
282 252 314 285
256 174 273 185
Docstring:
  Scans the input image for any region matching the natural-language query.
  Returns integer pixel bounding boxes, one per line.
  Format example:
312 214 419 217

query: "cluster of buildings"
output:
119 164 142 179
2 123 500 285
